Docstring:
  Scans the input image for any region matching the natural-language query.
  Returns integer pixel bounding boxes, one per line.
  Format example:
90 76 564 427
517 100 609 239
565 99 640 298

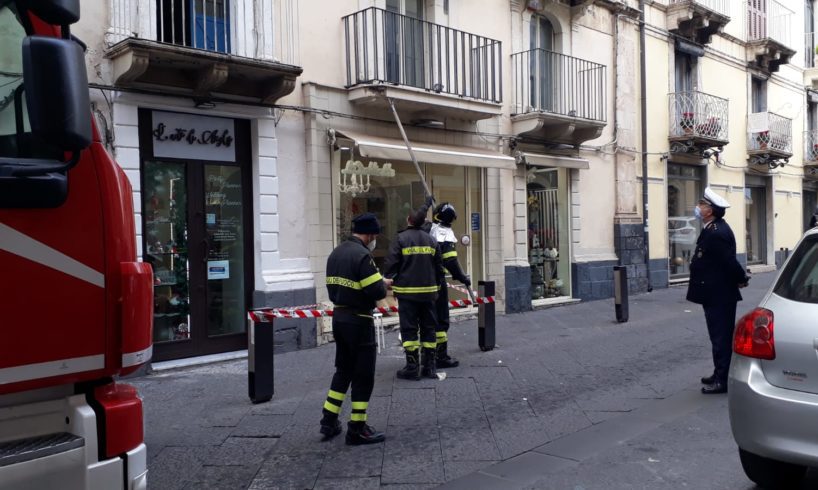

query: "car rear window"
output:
774 234 818 303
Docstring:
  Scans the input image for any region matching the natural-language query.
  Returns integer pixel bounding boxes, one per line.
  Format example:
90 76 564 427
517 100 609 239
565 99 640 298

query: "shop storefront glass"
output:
667 163 703 278
333 147 483 307
526 167 570 299
803 183 817 232
745 185 767 264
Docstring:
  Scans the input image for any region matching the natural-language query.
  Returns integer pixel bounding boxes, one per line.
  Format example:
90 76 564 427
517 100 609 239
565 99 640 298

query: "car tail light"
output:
733 308 775 360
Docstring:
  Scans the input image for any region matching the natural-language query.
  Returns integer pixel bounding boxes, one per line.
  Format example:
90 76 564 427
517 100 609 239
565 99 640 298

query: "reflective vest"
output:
384 227 443 302
326 237 387 324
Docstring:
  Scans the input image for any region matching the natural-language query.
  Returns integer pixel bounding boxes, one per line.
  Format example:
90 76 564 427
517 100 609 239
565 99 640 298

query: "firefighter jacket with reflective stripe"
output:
384 226 443 302
326 237 387 324
429 223 468 284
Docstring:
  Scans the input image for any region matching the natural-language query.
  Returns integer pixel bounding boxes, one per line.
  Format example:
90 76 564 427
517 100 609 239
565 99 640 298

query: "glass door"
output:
746 185 767 264
667 164 703 278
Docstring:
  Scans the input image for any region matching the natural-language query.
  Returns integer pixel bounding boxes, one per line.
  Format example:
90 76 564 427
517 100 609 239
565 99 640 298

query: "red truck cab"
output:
0 1 153 488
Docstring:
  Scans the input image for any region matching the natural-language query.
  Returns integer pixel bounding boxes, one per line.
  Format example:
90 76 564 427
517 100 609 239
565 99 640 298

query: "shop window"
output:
667 163 703 278
527 167 570 299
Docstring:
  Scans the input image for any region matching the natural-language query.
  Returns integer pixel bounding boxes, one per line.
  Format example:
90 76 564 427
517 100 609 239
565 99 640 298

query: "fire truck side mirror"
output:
26 0 80 25
22 35 91 152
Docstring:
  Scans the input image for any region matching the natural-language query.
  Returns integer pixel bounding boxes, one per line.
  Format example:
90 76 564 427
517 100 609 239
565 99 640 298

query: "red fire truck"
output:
0 1 152 488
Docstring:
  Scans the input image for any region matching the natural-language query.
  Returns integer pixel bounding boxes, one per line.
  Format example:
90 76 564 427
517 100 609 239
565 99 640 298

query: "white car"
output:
668 216 698 244
728 228 818 488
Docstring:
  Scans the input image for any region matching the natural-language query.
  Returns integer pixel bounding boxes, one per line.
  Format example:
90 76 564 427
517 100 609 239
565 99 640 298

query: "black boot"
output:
319 413 342 439
345 421 385 445
396 350 420 380
421 347 437 379
436 342 459 368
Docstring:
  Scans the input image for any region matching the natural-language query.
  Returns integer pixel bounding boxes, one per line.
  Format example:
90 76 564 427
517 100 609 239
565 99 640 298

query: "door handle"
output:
201 238 210 263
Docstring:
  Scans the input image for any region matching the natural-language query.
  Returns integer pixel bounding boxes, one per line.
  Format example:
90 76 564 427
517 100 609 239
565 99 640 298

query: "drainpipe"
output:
639 0 653 292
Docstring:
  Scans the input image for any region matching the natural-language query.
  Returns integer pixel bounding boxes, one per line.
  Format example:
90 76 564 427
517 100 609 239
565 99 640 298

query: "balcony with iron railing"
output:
805 32 818 88
745 0 795 72
105 0 302 104
666 0 730 45
668 91 729 156
804 130 818 166
342 7 502 121
747 112 792 168
510 49 606 145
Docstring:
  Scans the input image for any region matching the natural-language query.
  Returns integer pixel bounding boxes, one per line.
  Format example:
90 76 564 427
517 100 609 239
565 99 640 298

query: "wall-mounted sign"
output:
471 212 480 231
207 260 230 280
152 111 236 162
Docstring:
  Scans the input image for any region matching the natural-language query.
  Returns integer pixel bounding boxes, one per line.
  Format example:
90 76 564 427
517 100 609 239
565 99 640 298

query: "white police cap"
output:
702 187 730 209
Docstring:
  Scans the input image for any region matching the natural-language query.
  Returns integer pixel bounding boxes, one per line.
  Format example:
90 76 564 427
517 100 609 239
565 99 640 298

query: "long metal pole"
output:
385 96 433 199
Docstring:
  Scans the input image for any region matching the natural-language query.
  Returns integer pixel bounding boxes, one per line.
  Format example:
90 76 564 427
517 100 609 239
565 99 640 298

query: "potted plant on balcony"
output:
757 130 770 150
680 112 695 134
811 143 818 161
814 45 818 66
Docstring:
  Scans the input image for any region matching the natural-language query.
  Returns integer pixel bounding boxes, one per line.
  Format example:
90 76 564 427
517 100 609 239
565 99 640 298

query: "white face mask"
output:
367 238 377 252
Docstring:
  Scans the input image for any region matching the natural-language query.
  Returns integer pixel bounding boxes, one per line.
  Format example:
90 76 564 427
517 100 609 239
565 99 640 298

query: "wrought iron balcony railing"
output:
805 130 818 163
510 49 606 122
747 112 792 153
342 7 502 103
106 0 299 64
668 91 729 141
746 0 794 48
669 0 730 16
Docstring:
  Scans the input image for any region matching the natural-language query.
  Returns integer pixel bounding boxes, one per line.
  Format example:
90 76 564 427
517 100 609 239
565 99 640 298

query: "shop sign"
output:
471 212 480 231
152 111 236 162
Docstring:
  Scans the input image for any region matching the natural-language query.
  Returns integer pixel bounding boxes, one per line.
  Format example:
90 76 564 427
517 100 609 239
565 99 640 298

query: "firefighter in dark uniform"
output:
320 213 389 445
428 202 470 368
385 202 444 380
686 188 750 395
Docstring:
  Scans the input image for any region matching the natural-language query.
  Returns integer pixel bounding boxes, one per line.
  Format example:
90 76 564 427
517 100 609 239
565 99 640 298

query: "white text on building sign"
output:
152 111 236 162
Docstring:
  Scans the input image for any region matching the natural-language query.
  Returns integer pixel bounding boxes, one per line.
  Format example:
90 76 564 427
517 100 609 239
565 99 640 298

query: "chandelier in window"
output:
338 159 396 197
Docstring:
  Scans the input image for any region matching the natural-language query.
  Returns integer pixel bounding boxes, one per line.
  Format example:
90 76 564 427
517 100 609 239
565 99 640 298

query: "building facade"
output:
78 0 817 361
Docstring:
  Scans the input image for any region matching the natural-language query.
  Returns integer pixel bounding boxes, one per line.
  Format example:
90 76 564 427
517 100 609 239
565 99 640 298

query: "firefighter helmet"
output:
433 202 457 225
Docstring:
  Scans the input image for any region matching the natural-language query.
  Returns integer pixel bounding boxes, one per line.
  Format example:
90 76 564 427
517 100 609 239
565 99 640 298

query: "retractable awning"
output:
334 129 516 170
516 151 590 170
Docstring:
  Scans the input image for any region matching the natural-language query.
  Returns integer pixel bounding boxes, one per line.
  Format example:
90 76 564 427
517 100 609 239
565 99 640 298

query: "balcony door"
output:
155 0 231 53
529 15 555 112
385 0 425 88
748 0 767 40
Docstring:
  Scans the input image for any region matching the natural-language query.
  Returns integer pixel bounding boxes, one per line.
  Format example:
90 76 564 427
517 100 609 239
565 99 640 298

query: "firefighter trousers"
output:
322 316 377 423
398 298 438 352
434 282 450 344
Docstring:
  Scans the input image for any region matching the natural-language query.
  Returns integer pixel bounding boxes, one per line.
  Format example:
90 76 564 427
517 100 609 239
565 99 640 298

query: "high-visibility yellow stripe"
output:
392 285 439 294
422 342 437 349
323 401 341 414
402 340 420 347
326 276 361 290
436 332 447 342
350 413 367 421
327 390 346 401
351 401 368 410
402 246 436 256
360 272 383 288
441 251 458 259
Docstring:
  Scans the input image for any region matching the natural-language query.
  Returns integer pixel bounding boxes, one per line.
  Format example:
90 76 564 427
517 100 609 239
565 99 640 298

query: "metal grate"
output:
668 91 730 141
0 432 84 467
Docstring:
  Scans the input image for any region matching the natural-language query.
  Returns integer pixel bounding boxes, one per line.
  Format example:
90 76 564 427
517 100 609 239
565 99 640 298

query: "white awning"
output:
334 129 516 170
516 151 590 170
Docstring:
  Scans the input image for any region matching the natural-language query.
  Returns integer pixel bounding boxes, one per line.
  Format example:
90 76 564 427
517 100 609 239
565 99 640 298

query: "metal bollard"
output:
613 266 629 323
248 315 274 404
478 281 495 351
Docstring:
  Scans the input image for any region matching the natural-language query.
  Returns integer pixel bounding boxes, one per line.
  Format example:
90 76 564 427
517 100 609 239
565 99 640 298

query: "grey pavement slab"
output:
134 272 778 489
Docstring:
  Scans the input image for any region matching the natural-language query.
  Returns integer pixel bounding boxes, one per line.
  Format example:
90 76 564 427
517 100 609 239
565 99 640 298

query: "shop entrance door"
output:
140 113 252 361
745 184 767 265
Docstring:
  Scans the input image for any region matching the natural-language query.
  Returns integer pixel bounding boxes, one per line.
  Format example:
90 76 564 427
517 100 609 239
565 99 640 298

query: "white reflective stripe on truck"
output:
0 223 105 288
122 346 153 368
0 355 105 385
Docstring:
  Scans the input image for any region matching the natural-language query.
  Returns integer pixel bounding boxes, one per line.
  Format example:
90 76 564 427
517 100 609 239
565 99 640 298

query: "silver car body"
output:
729 228 818 468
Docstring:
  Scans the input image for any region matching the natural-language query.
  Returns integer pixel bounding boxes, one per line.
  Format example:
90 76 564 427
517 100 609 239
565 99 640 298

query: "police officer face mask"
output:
367 236 377 252
694 205 703 220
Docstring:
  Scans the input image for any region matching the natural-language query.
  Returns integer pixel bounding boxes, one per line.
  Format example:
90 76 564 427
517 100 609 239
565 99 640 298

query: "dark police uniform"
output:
384 224 443 379
686 217 748 389
322 234 387 442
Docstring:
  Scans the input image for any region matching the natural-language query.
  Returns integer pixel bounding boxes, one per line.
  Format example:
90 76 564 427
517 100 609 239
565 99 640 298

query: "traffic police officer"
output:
686 187 749 395
385 202 444 380
321 213 389 444
428 202 470 368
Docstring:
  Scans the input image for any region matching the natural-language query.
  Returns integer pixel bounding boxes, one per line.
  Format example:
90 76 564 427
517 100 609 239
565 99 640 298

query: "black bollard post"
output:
478 281 495 351
613 266 629 323
248 315 274 404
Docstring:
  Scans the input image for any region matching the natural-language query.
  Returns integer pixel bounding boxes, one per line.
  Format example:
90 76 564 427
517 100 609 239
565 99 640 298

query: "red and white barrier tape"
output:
446 282 472 296
249 295 494 323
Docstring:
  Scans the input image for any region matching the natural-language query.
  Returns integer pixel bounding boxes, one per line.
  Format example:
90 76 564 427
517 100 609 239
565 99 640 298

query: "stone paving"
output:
133 272 776 489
